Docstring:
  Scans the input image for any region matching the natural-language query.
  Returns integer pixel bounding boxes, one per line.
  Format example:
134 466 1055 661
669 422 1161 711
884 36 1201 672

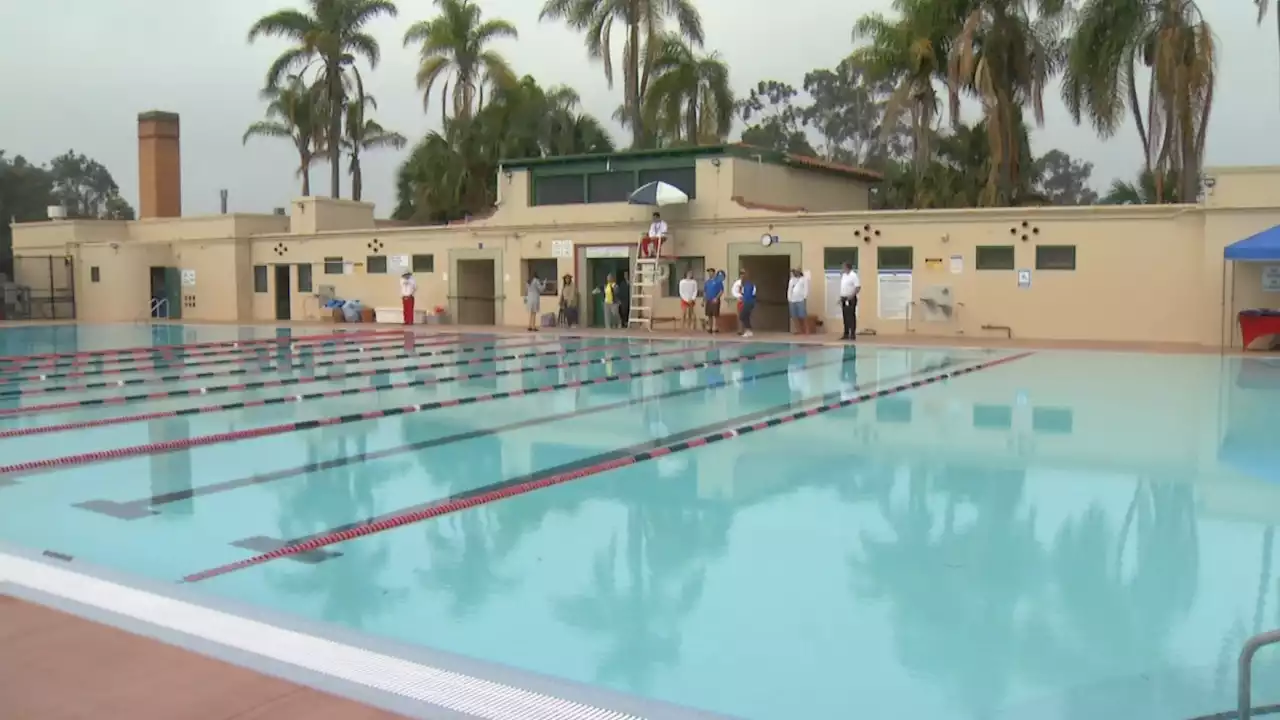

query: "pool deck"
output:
0 594 409 720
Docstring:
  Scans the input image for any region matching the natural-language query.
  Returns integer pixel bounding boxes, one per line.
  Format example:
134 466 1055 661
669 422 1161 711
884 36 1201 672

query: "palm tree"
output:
1062 0 1216 203
242 76 326 196
343 93 406 202
1100 167 1185 205
946 0 1069 205
642 34 733 145
403 0 518 125
248 0 398 199
539 0 706 148
1258 1 1280 112
851 0 946 176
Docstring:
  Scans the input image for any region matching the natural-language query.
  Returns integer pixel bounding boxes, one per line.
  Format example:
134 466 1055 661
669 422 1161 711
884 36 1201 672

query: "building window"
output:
253 265 268 293
638 167 696 199
824 247 858 271
90 266 100 283
532 174 586 205
296 263 312 293
1035 245 1076 270
412 254 434 272
323 257 344 275
877 246 913 271
1032 407 1074 434
587 172 637 203
976 246 1015 270
665 256 706 297
524 258 559 296
366 255 388 274
972 404 1013 429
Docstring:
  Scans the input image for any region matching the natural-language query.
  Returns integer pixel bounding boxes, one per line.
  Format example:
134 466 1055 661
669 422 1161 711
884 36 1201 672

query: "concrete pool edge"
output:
0 543 737 720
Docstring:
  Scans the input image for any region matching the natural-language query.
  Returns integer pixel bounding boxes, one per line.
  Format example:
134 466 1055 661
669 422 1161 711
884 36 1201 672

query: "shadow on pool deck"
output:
0 595 410 720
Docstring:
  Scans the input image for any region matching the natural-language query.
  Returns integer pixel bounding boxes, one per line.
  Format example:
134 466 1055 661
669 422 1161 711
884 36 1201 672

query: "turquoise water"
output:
1 323 1280 719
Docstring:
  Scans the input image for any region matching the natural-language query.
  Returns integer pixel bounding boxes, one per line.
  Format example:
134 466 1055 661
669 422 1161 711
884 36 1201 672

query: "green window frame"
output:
877 246 913 271
824 247 859 271
976 246 1016 270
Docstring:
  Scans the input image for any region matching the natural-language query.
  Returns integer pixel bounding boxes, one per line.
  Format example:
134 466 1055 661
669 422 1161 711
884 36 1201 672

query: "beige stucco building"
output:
7 111 1280 350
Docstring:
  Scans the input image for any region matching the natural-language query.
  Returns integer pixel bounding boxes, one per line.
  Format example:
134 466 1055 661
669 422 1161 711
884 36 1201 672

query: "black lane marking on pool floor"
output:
231 536 344 564
202 353 969 567
77 346 845 521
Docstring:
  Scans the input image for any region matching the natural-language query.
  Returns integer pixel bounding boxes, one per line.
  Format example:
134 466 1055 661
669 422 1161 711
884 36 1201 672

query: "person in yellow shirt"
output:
594 273 621 329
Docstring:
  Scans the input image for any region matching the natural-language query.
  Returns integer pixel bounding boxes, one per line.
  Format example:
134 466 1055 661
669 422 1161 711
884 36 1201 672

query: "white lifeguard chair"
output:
628 233 675 331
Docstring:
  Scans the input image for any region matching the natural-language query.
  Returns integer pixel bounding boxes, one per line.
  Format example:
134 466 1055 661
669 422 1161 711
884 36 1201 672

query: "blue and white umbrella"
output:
628 181 689 206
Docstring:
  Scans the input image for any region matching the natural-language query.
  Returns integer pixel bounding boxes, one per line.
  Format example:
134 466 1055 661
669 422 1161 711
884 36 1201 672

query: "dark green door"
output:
163 267 182 319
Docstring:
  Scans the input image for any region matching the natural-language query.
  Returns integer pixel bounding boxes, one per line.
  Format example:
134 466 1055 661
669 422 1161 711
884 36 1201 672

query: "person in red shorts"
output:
677 268 699 330
399 272 417 326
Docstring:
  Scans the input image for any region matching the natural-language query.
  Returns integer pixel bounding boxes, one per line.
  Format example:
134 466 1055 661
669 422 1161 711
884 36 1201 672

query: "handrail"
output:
150 297 168 319
1239 629 1280 720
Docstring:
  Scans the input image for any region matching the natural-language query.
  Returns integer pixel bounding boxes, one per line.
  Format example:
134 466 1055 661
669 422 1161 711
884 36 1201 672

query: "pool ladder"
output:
1238 630 1280 719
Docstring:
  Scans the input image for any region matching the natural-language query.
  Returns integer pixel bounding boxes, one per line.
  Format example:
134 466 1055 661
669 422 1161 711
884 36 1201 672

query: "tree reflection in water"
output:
1021 481 1201 717
553 456 729 695
267 427 407 629
851 462 1044 719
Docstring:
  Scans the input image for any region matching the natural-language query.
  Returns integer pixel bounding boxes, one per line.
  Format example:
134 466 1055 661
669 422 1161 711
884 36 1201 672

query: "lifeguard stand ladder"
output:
628 235 670 331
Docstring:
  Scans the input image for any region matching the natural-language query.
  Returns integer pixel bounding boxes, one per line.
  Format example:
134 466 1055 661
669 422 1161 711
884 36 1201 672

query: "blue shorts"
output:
789 301 807 318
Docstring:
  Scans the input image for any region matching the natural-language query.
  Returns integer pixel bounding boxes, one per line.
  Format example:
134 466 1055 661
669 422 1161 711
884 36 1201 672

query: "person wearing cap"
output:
787 268 809 334
399 271 417 326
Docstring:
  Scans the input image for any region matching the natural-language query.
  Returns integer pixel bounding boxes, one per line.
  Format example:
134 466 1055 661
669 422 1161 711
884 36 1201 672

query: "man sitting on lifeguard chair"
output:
641 211 668 258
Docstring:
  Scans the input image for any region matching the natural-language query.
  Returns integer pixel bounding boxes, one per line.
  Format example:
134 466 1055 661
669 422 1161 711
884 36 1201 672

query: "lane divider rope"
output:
0 334 568 389
0 341 729 475
181 350 1033 583
0 332 479 383
0 328 412 366
105 346 831 511
0 335 608 400
0 337 673 438
0 337 658 419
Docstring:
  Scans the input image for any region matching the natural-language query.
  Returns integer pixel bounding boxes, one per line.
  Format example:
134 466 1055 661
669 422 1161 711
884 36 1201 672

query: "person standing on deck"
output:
787 268 809 334
703 269 723 334
678 269 699 330
738 270 757 338
525 273 546 331
839 262 861 340
399 272 417 326
618 271 631 328
595 274 621 328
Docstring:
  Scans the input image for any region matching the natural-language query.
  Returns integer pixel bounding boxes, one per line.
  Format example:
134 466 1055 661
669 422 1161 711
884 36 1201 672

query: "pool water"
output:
1 322 1280 720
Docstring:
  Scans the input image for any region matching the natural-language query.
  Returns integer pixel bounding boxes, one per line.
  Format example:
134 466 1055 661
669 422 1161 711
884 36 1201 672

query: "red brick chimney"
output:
137 111 181 219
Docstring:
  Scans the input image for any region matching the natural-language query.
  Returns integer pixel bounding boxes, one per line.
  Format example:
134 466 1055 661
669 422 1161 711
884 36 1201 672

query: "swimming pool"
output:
1 322 1279 720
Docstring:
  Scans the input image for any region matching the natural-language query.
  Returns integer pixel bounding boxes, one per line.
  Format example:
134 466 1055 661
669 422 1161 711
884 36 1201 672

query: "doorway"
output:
149 266 182 319
274 264 292 321
456 258 497 325
586 257 630 327
738 254 792 332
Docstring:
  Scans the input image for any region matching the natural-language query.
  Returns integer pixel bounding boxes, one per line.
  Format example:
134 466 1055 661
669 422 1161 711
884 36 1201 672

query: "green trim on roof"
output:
501 144 882 184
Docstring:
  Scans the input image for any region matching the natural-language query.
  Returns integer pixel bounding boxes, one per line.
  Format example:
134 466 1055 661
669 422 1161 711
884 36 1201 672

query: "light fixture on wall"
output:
941 233 950 243
711 158 721 167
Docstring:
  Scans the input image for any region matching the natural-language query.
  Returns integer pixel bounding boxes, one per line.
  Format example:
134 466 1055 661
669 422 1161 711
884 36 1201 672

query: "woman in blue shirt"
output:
738 269 757 338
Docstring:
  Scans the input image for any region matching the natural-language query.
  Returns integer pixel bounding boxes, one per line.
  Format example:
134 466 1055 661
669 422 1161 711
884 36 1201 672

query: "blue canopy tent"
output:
1225 225 1280 261
1222 225 1280 349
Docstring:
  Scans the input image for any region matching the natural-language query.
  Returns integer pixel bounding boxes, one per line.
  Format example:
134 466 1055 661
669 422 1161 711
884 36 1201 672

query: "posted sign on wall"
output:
1263 265 1280 292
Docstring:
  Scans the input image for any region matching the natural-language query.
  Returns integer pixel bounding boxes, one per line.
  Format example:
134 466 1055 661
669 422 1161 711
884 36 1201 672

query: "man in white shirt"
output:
839 262 860 340
643 212 668 258
677 269 699 330
787 268 809 334
399 272 417 326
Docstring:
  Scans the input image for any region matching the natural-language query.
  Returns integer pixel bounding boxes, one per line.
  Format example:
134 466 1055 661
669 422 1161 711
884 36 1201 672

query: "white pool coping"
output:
0 549 731 720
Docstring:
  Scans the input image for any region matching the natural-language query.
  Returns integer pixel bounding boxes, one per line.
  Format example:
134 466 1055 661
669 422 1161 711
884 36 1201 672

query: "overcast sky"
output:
2 0 1275 216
